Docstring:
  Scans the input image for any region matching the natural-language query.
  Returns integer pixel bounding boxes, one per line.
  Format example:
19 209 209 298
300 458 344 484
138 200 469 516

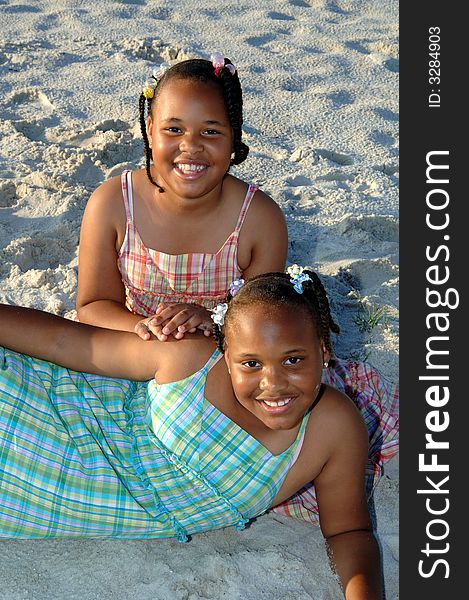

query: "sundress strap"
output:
120 170 134 222
203 348 224 373
234 184 257 232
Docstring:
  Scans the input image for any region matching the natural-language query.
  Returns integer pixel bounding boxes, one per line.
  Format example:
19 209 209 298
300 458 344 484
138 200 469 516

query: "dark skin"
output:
76 79 287 340
0 301 382 599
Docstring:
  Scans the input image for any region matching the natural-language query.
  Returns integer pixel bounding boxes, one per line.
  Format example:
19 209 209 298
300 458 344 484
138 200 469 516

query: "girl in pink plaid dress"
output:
76 55 288 341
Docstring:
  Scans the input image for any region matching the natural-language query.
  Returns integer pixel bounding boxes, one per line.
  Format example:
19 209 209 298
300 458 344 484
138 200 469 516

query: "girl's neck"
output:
148 168 230 216
132 171 242 254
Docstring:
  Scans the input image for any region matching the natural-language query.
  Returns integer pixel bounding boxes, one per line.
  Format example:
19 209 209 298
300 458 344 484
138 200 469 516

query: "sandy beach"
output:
0 1 398 598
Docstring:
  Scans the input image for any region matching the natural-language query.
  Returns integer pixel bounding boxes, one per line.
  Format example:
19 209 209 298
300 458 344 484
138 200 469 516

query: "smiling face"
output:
224 304 330 431
147 78 233 200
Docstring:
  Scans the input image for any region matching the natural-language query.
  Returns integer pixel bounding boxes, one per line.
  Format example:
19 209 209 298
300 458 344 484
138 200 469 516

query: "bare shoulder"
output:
315 385 367 437
228 177 287 273
225 176 283 218
154 335 218 384
81 175 127 240
246 188 287 246
304 385 367 471
85 175 123 215
302 385 369 467
249 187 285 222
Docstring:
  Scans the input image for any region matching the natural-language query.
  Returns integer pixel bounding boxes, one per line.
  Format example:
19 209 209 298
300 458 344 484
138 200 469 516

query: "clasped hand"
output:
134 303 213 341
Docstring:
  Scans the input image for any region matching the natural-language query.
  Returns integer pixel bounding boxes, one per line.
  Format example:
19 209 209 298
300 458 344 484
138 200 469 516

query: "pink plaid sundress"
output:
117 170 257 316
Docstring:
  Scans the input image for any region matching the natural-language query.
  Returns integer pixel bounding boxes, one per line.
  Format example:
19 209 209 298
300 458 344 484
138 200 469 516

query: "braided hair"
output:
213 271 340 354
139 57 249 192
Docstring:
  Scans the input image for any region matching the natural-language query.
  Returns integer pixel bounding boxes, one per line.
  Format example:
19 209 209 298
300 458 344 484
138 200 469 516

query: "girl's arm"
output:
240 190 288 280
314 395 383 599
0 304 157 381
76 179 144 333
324 530 382 600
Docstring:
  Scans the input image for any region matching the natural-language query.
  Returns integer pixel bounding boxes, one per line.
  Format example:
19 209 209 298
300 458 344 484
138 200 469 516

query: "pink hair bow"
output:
210 52 236 77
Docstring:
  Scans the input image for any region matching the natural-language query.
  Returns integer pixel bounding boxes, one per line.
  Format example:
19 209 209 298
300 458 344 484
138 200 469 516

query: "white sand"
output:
0 1 398 598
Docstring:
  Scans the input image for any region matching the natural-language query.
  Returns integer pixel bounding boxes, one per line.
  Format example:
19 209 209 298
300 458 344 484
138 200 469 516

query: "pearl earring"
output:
323 361 329 368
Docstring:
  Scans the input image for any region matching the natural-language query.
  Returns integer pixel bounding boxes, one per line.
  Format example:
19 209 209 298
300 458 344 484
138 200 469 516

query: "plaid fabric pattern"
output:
117 170 257 315
145 350 310 536
271 358 399 524
0 347 305 539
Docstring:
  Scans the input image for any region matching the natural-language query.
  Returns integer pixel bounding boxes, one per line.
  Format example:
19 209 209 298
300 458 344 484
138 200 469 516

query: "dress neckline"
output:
201 396 310 458
141 227 239 259
122 170 255 259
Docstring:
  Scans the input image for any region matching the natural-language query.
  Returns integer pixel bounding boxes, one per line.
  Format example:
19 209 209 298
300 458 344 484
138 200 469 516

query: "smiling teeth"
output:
176 163 206 173
263 398 291 407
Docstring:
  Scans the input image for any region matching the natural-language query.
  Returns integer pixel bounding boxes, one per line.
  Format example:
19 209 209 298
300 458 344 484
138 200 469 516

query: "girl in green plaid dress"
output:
0 270 394 599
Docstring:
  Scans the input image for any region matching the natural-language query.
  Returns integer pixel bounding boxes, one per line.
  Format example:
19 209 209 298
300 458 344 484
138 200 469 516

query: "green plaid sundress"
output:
0 347 308 539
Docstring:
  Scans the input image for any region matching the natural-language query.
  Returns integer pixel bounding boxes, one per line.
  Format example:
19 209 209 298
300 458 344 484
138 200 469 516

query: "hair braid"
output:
139 93 164 192
213 322 225 353
303 271 340 355
212 288 234 352
217 61 249 165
